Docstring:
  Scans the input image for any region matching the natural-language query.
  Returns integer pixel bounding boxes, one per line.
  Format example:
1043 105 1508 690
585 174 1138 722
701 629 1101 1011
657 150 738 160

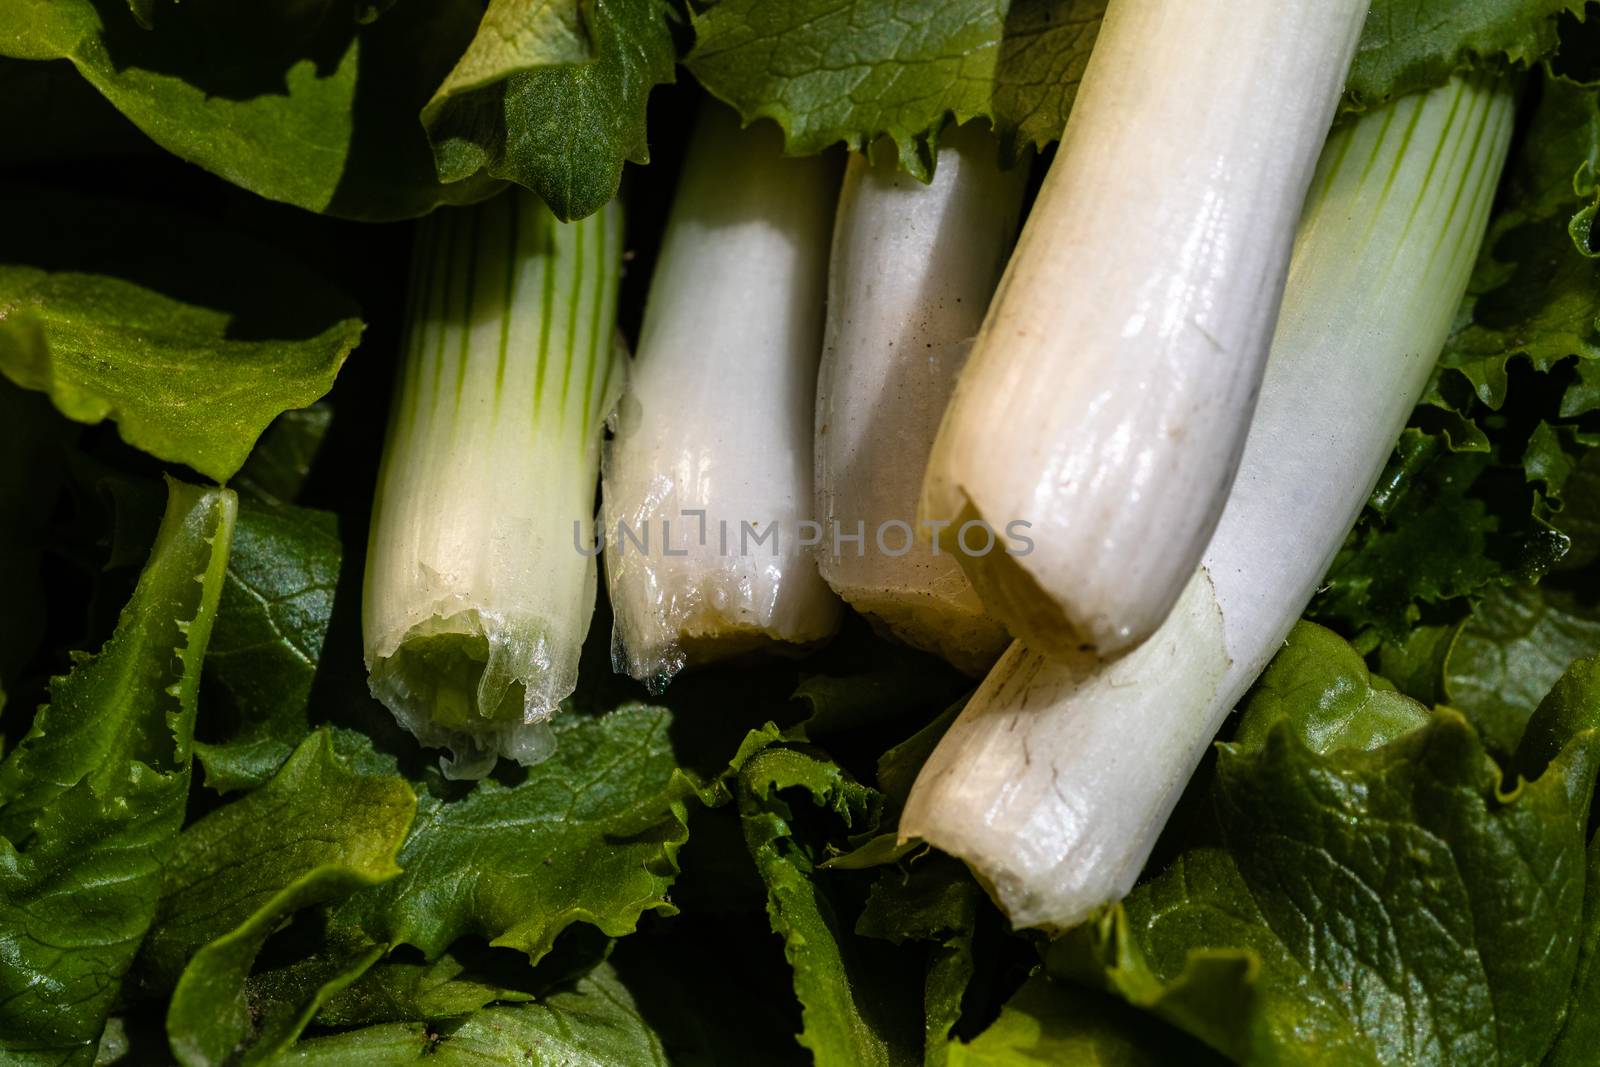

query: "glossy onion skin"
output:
603 105 842 688
920 0 1370 662
903 75 1518 931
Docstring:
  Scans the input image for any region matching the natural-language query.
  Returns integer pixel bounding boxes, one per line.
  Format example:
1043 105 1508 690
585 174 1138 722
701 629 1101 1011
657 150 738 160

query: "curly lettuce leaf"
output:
0 0 500 219
0 478 235 1065
131 731 414 1065
1548 822 1600 1066
0 188 363 482
1441 582 1600 754
1346 1 1586 109
268 962 670 1066
423 0 678 221
1053 640 1600 1067
685 0 1104 178
855 857 980 1067
736 743 926 1066
311 948 537 1030
1233 621 1431 754
330 701 721 965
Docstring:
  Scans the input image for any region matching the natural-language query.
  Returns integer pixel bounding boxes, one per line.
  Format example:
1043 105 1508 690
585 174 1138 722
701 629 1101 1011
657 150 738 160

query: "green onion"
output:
363 189 623 778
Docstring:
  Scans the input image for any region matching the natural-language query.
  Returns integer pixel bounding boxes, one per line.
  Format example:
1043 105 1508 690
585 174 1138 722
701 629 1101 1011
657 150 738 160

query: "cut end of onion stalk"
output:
603 104 842 690
899 571 1231 929
814 121 1024 676
920 0 1370 662
364 189 624 778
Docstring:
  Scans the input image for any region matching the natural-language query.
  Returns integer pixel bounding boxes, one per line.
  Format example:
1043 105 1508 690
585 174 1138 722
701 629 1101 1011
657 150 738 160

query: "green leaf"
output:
313 949 536 1029
0 0 501 219
232 406 333 507
0 187 364 482
1233 621 1432 756
1344 1 1585 110
423 0 678 222
790 623 970 740
685 0 1105 179
1054 661 1600 1066
0 478 236 1065
1553 447 1600 570
1375 622 1458 707
133 730 414 1064
195 501 342 792
331 702 714 964
856 857 980 1067
738 745 922 1066
946 976 1223 1067
1313 443 1506 639
1443 582 1600 755
267 962 670 1065
1547 828 1600 1066
876 699 964 809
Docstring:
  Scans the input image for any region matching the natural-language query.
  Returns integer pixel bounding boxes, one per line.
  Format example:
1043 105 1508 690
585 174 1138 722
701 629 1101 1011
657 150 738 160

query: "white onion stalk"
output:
920 0 1369 662
814 122 1027 676
603 105 841 688
364 189 623 778
902 74 1517 930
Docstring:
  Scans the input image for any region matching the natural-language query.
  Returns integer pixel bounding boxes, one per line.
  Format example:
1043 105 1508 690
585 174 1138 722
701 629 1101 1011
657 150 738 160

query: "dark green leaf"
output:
1345 1 1585 110
1547 828 1600 1066
946 975 1222 1067
313 949 536 1029
1233 621 1431 755
792 639 968 741
1313 444 1505 639
1443 582 1600 754
331 703 714 964
0 187 363 481
738 744 921 1066
685 0 1105 179
196 501 342 792
269 962 670 1065
856 857 981 1067
423 0 678 221
1375 621 1458 707
232 406 333 507
0 478 235 1064
1055 679 1600 1066
1553 448 1600 569
136 731 413 1064
0 0 501 219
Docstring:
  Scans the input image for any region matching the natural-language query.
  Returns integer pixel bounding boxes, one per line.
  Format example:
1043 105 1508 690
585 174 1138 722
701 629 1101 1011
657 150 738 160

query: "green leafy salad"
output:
2 0 1599 1064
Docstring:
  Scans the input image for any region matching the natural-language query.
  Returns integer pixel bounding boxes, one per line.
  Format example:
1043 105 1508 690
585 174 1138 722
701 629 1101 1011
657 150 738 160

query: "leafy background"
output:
0 0 1598 1065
